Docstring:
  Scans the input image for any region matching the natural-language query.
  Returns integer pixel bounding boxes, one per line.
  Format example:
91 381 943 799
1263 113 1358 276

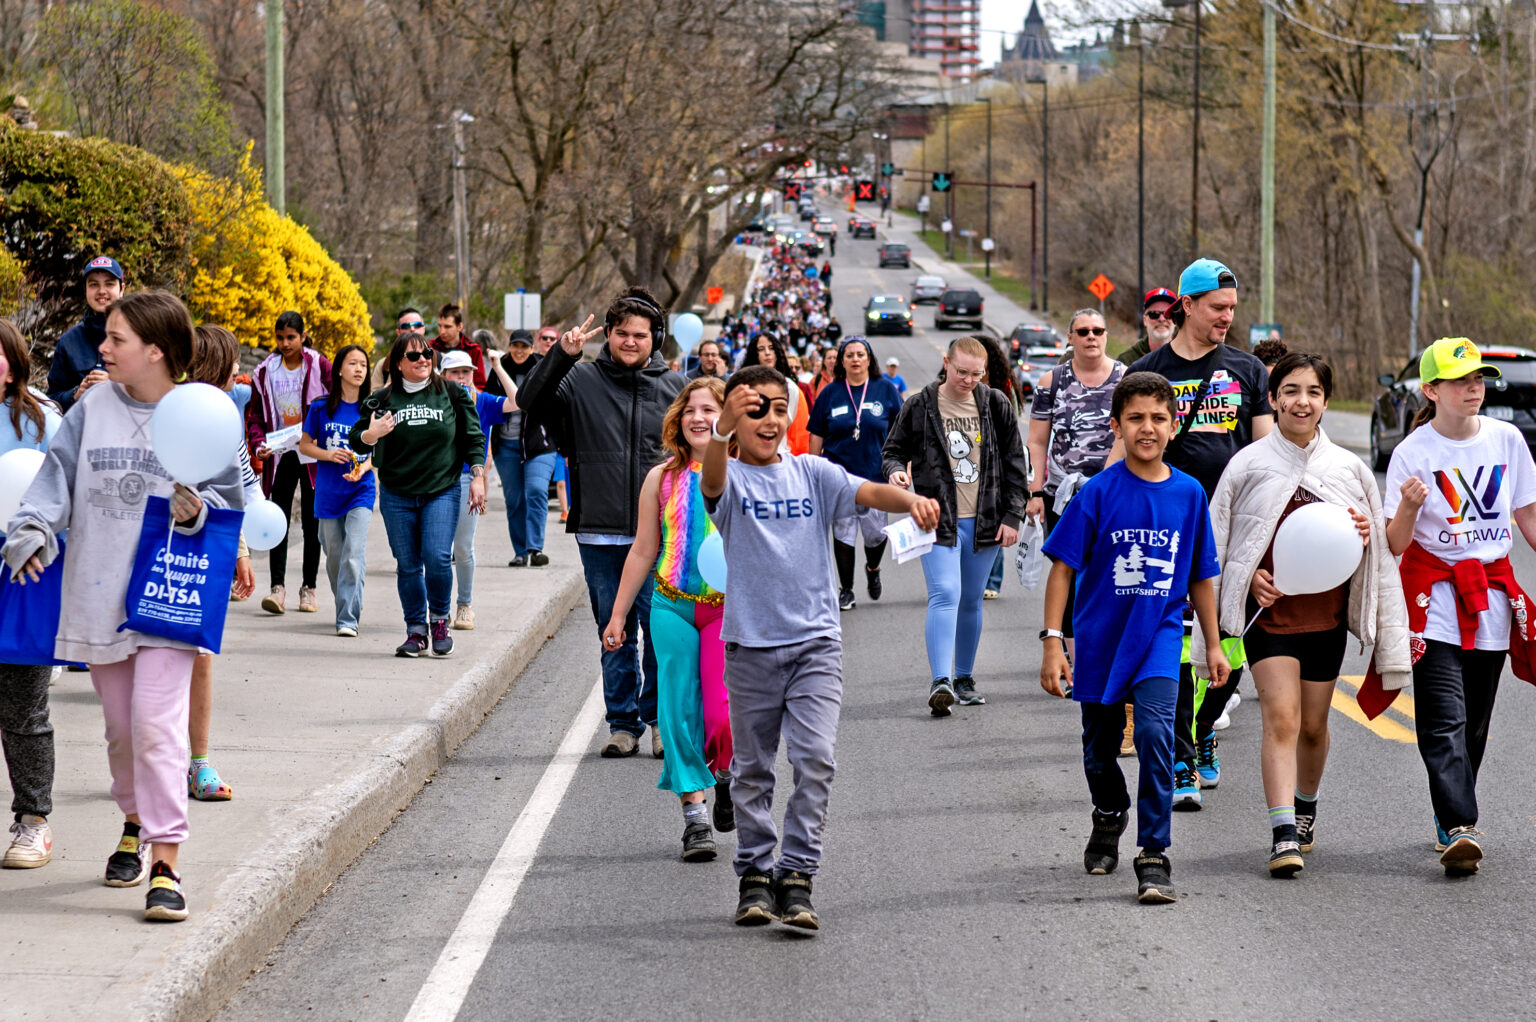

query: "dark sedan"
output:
1369 346 1536 469
851 216 877 239
864 295 914 335
877 242 910 268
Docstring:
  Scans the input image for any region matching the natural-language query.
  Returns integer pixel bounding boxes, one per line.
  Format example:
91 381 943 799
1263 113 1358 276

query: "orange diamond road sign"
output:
1088 274 1115 302
706 286 725 304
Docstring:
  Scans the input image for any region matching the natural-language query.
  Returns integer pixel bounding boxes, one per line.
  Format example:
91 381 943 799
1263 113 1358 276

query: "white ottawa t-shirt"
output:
1384 417 1536 649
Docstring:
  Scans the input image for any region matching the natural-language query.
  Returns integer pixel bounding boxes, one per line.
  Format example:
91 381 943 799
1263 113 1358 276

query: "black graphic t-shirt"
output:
1130 343 1272 497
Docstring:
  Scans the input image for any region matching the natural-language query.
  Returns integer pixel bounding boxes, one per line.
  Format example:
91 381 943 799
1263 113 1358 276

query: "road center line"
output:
404 676 606 1022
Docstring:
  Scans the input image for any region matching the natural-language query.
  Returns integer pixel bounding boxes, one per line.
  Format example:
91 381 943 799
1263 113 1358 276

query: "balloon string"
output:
1242 605 1264 635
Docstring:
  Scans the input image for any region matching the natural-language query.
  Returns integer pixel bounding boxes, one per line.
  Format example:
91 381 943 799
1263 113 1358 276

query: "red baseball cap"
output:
1142 287 1176 311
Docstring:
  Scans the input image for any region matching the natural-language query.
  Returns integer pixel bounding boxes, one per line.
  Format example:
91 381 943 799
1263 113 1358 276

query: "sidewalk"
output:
0 485 585 1022
861 203 1046 339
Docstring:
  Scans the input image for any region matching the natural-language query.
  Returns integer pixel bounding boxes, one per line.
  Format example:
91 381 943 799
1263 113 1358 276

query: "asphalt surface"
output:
220 216 1536 1022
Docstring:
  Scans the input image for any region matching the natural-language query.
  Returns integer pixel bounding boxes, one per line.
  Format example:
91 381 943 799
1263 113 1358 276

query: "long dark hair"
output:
380 332 444 397
0 318 53 444
832 336 875 383
742 333 790 373
327 344 373 417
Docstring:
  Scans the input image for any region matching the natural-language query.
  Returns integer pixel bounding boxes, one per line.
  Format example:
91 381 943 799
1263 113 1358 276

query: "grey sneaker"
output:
681 822 716 862
953 675 986 705
601 731 639 758
928 678 955 717
1134 852 1177 903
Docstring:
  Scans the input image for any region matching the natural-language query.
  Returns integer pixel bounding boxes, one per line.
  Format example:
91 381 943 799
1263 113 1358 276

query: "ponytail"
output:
1409 398 1437 433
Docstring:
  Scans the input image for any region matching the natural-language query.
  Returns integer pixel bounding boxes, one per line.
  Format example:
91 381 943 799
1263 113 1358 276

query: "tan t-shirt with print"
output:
938 389 982 518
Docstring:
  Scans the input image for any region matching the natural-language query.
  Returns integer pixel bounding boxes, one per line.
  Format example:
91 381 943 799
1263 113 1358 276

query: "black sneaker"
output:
734 870 777 926
143 860 188 922
713 776 735 833
866 568 882 601
1134 852 1177 903
953 675 986 706
838 588 855 612
528 550 549 566
681 821 717 863
1084 809 1128 875
775 871 820 930
395 631 429 658
1296 809 1317 853
430 619 454 657
104 824 148 887
928 678 955 717
508 555 528 567
1268 839 1305 877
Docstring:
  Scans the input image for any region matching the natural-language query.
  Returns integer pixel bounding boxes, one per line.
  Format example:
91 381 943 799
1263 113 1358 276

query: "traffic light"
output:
855 180 876 201
932 171 953 193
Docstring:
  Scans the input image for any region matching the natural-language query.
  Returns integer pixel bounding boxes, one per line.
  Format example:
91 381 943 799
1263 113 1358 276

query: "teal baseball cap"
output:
1176 258 1238 298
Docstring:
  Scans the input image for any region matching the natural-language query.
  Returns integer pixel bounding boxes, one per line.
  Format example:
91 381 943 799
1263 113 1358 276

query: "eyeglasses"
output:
1144 310 1172 322
1074 327 1107 337
403 350 431 362
949 369 986 382
399 321 425 330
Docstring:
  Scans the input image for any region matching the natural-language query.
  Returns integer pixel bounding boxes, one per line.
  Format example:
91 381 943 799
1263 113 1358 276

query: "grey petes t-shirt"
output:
708 454 862 647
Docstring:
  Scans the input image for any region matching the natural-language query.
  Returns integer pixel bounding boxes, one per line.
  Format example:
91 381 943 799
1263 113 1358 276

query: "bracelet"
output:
711 424 735 443
1031 490 1047 499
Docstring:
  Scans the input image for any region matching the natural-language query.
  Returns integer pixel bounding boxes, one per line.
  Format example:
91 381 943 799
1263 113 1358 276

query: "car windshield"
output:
884 244 908 252
943 291 980 302
916 277 945 287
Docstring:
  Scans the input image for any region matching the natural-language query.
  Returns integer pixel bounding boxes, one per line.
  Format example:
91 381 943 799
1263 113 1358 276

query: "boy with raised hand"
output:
1038 372 1229 904
701 365 939 932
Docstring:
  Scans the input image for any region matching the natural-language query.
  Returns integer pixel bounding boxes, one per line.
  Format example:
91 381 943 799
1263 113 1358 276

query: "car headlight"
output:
867 312 879 320
902 312 911 318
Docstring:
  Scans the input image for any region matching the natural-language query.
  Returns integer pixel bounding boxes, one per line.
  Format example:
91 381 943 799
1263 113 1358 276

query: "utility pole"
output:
944 102 954 260
1041 79 1049 314
451 111 473 311
1137 25 1146 332
984 97 993 281
264 0 284 214
1260 0 1276 324
1192 0 1201 258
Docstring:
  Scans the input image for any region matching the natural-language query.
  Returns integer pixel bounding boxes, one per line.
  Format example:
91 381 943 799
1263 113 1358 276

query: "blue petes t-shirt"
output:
807 375 902 481
302 398 375 518
1041 461 1219 704
463 389 506 473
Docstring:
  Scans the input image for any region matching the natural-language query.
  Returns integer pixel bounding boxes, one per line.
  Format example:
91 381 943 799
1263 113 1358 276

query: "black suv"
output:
1006 323 1067 360
935 288 984 330
877 242 910 267
1369 346 1536 469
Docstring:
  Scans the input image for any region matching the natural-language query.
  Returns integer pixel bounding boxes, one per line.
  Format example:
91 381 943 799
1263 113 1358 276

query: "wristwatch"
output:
710 424 735 443
1039 628 1066 643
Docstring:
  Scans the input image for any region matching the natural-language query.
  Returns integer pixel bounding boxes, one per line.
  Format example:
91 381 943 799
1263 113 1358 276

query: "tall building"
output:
998 0 1077 85
906 0 980 80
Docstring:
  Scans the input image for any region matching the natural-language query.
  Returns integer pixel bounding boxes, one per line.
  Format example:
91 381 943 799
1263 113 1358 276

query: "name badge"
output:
832 405 850 416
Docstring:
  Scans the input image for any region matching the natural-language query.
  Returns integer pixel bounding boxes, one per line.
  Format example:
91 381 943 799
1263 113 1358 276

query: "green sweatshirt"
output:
350 382 483 496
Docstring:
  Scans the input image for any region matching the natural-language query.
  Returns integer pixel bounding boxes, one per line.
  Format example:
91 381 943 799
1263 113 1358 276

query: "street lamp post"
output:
1137 25 1145 331
1162 0 1201 259
451 110 474 311
944 102 954 260
984 97 992 281
1035 77 1049 314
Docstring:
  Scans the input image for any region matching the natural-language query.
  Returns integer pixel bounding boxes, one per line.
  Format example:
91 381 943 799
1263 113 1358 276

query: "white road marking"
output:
404 677 606 1021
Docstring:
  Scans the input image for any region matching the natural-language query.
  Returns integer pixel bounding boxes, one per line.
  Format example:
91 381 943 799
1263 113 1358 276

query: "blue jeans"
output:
987 546 1005 592
578 541 658 736
318 507 370 631
453 473 478 606
1082 675 1178 851
918 518 996 682
378 484 459 631
493 441 557 558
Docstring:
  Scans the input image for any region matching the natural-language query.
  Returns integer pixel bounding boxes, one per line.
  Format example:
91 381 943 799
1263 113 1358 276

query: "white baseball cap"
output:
439 351 474 372
886 357 900 367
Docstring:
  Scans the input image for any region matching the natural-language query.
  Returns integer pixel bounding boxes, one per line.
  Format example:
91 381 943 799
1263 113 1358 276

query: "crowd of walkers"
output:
2 231 1532 936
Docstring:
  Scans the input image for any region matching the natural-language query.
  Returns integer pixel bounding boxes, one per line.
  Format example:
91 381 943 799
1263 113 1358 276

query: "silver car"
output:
909 275 948 305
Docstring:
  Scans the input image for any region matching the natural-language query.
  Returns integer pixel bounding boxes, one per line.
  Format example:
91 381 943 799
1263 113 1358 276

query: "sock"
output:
123 821 141 838
189 755 209 775
1295 789 1318 816
683 802 708 825
1270 806 1297 843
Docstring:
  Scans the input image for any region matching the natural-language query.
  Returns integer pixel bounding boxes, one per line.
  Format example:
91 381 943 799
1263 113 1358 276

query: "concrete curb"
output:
131 570 587 1022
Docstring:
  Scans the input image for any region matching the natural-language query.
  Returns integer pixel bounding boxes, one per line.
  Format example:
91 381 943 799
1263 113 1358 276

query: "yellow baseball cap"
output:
1420 337 1500 384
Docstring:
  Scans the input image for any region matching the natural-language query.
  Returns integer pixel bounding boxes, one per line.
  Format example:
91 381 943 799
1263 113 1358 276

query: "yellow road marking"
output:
1333 675 1417 743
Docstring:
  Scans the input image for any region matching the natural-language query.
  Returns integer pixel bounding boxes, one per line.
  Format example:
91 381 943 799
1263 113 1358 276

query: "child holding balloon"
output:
603 377 734 863
1193 352 1408 877
0 318 62 869
1382 336 1536 876
1 291 243 921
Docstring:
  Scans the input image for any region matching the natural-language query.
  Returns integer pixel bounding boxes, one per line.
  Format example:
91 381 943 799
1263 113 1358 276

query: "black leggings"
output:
833 539 887 591
268 450 320 590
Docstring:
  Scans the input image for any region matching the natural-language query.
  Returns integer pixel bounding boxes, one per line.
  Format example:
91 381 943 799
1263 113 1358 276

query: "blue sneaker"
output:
1434 816 1450 852
1440 825 1483 875
1172 761 1202 811
1194 734 1220 788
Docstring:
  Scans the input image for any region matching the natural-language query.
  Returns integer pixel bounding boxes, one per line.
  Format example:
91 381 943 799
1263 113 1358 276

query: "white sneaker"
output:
336 625 358 637
1213 709 1232 731
3 814 53 868
1226 692 1241 712
453 605 475 630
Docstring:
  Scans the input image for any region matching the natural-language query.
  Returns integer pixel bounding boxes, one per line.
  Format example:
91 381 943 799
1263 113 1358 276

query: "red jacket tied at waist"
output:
1358 540 1535 718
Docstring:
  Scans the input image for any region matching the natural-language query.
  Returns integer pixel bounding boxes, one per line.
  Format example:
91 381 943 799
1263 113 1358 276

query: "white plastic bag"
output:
1015 517 1045 590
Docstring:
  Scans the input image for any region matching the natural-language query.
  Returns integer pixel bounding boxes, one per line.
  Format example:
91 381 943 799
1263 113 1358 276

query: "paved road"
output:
220 226 1536 1022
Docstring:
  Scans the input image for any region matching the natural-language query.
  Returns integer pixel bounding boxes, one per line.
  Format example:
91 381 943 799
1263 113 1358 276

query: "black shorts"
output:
1244 621 1348 682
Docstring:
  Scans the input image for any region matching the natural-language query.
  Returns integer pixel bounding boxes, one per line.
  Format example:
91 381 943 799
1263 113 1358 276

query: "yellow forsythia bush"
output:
176 153 370 357
0 246 25 317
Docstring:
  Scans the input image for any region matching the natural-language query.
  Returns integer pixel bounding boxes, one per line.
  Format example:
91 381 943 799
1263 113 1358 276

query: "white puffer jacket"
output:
1191 426 1412 691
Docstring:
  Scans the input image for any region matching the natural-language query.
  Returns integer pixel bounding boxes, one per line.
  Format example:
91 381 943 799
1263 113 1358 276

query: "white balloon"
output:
672 313 705 355
0 448 46 529
242 498 289 552
151 383 242 484
1270 501 1362 596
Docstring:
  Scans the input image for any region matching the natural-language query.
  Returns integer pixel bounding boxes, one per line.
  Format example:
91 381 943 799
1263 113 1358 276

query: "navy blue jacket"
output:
47 313 107 410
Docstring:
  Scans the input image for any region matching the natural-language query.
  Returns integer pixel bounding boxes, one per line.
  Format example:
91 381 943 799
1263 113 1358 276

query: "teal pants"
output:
651 590 731 796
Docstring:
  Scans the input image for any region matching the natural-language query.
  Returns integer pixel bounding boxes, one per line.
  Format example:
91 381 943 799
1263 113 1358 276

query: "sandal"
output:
188 762 233 801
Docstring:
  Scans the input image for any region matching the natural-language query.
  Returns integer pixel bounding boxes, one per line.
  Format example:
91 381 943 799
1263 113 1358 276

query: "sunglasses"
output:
399 321 425 330
537 334 558 342
1074 327 1107 337
402 350 431 362
1144 309 1172 321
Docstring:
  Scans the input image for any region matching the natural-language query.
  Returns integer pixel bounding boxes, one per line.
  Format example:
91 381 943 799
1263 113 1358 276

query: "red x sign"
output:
855 180 876 201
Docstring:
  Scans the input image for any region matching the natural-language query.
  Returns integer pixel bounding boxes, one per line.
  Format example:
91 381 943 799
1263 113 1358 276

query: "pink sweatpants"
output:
89 647 196 846
695 602 733 775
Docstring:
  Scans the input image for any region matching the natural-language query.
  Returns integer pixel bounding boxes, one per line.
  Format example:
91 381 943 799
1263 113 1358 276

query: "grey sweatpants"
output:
0 664 54 819
725 635 843 877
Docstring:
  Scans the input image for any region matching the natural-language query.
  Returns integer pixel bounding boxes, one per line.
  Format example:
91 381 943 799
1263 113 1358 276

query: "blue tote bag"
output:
0 534 70 666
121 496 242 653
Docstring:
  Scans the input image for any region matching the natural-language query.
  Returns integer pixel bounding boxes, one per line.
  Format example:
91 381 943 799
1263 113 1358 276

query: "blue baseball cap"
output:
83 255 123 281
1176 258 1237 299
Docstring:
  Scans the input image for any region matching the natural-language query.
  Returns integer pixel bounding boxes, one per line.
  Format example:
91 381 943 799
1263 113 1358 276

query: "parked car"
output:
851 216 877 239
1012 346 1072 401
909 275 948 305
812 216 838 236
864 295 914 335
1006 322 1067 361
1369 346 1536 469
934 288 983 330
877 242 910 268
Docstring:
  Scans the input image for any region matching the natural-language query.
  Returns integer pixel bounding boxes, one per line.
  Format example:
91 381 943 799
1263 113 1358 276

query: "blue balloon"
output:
697 530 728 592
672 313 705 354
